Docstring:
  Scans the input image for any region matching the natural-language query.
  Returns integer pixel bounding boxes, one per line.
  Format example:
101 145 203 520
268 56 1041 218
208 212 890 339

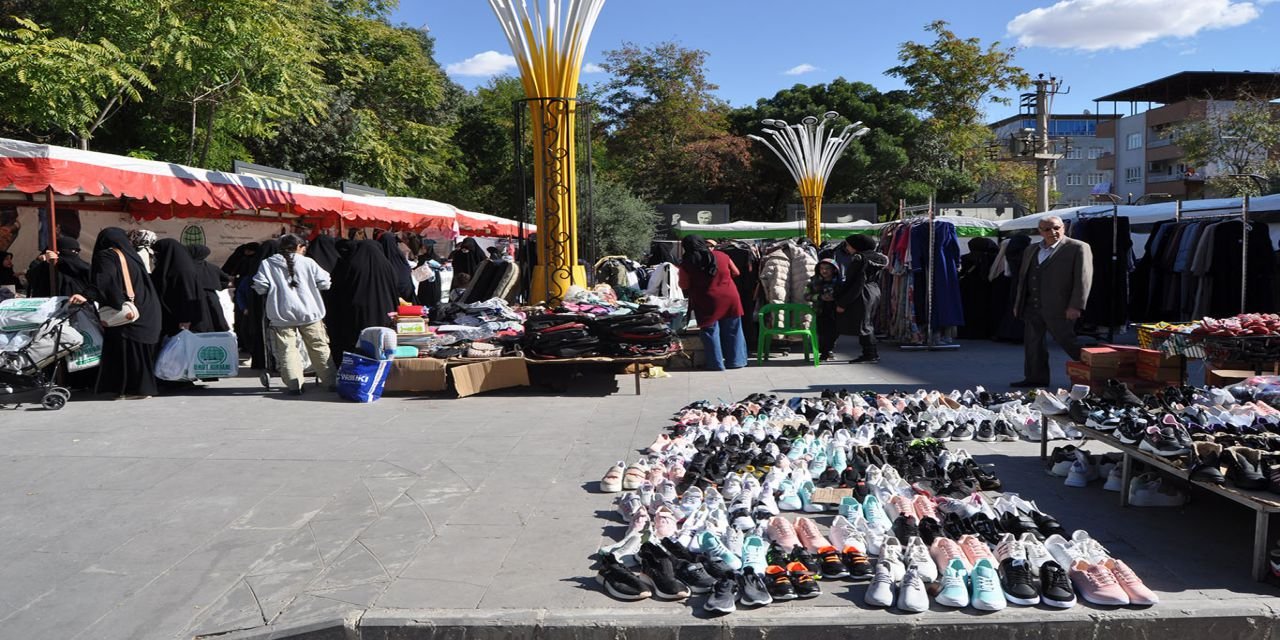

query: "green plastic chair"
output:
755 303 819 366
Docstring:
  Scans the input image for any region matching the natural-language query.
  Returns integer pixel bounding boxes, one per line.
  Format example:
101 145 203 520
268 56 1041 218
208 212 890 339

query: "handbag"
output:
99 249 140 327
465 342 503 359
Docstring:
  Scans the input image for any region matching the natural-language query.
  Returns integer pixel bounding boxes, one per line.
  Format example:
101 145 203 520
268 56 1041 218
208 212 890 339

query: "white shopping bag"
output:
0 297 65 330
156 331 196 381
188 331 238 379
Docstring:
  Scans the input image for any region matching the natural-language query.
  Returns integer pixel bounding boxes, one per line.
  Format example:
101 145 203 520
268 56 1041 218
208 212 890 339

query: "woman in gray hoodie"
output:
252 234 335 395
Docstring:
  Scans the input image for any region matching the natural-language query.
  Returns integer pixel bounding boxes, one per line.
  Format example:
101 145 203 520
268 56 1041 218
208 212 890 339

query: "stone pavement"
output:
0 338 1275 640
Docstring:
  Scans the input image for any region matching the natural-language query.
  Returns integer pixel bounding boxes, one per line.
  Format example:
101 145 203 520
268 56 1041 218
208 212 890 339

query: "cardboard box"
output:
451 357 530 398
384 358 447 393
1081 346 1139 367
1136 362 1183 383
1206 369 1254 387
1066 360 1128 381
1136 348 1178 370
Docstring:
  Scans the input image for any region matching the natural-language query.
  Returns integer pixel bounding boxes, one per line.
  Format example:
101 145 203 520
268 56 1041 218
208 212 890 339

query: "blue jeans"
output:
701 316 747 371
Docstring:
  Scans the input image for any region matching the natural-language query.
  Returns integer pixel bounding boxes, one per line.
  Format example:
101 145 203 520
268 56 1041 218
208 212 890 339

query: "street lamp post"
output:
748 113 868 245
488 0 605 304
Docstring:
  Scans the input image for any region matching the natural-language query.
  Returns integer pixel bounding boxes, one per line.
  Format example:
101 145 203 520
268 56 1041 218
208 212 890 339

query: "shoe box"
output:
1205 368 1257 387
383 356 531 397
385 357 448 393
1078 346 1137 379
1135 348 1183 383
667 336 706 370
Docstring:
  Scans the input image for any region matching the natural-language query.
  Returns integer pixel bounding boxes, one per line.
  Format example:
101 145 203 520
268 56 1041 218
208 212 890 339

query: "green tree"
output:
584 176 658 259
596 41 750 205
887 20 1030 200
1173 98 1280 196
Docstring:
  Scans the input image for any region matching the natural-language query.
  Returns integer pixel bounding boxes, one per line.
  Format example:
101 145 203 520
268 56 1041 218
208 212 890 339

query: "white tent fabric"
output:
1000 194 1280 232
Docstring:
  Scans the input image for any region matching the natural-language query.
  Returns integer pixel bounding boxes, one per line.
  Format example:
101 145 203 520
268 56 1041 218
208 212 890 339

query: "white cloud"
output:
784 63 818 76
1008 0 1261 51
445 51 517 77
582 63 605 74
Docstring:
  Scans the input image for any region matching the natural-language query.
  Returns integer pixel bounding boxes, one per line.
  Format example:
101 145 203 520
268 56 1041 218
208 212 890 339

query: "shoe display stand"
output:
1046 419 1280 581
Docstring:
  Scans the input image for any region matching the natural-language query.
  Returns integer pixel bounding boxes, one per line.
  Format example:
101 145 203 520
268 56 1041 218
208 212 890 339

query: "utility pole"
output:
1032 74 1062 214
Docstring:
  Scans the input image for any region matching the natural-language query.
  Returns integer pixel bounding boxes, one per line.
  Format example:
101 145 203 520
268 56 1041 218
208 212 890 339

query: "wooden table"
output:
523 353 678 395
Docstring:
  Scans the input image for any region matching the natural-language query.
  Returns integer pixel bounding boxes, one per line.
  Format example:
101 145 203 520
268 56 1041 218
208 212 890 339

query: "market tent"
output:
999 194 1280 233
673 219 871 240
364 196 459 237
0 137 454 234
455 209 536 237
867 215 1000 238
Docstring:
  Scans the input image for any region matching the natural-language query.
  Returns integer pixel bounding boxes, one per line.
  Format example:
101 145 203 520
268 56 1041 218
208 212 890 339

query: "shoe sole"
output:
975 435 996 442
1081 594 1130 606
936 596 969 608
1041 594 1077 608
1005 592 1041 606
972 599 1008 611
637 573 691 600
769 591 798 601
704 602 736 613
739 594 773 607
596 574 652 601
1063 476 1090 488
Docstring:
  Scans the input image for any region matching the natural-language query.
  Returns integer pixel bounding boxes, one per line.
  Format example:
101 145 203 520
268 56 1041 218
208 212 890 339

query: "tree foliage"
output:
1173 98 1280 196
585 176 658 259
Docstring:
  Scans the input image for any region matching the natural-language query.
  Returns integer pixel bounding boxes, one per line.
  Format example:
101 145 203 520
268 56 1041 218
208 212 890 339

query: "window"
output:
1087 173 1104 185
1065 147 1082 159
1125 167 1143 183
1088 147 1102 159
1126 133 1143 150
1066 173 1083 186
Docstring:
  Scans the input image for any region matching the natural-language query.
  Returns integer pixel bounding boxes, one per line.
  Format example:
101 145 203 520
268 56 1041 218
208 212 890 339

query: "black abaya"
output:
449 238 484 279
84 227 162 396
308 235 340 273
187 244 232 332
329 240 399 358
150 239 204 337
377 232 417 301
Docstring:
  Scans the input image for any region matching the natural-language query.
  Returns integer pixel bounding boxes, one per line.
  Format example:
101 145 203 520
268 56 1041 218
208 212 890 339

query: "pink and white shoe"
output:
1102 558 1158 605
646 434 671 454
600 461 625 493
888 495 917 521
652 506 679 540
794 516 833 553
912 495 939 522
621 461 648 491
1069 559 1130 606
958 534 996 566
766 515 802 549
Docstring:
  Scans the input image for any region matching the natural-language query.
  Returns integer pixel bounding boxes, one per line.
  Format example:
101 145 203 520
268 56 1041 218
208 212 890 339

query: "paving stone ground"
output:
0 338 1275 639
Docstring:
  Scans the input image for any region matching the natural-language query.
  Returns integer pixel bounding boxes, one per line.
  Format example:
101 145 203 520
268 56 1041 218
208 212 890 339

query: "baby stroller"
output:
0 301 86 410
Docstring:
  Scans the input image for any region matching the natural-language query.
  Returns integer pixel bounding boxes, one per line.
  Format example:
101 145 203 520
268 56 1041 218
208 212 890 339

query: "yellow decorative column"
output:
749 113 869 245
488 0 605 304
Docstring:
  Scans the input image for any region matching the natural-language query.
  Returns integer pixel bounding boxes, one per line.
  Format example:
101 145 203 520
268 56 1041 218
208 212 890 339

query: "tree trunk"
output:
198 103 217 168
186 100 200 165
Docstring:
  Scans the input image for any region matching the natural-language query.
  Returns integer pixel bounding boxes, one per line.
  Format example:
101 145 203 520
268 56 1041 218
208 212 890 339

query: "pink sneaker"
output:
888 495 917 520
794 516 833 553
767 516 802 549
646 461 667 485
652 506 678 540
646 434 671 454
958 534 996 566
1069 560 1130 606
930 537 971 574
1102 558 1158 605
912 495 939 522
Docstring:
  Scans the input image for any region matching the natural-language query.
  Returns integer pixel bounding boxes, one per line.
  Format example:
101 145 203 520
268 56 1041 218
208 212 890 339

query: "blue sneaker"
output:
741 534 770 574
862 494 893 533
798 480 825 513
936 558 970 608
970 558 1007 611
830 444 848 473
700 530 743 571
838 496 862 521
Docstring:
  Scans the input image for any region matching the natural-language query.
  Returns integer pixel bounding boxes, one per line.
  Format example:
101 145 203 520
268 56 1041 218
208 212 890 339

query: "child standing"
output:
836 234 890 364
805 258 843 362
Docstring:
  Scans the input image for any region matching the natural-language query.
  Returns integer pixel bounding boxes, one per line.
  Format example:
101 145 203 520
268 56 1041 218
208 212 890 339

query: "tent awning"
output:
455 209 536 237
674 220 871 240
998 194 1280 232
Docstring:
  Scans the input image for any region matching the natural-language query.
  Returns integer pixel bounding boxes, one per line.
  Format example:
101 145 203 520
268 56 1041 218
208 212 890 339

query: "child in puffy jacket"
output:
805 258 843 362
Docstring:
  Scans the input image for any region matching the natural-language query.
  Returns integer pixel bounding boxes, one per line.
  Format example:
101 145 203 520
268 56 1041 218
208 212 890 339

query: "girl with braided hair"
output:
251 234 335 395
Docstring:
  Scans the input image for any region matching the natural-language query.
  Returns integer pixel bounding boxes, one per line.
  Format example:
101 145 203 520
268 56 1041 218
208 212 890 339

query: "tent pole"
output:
46 187 58 293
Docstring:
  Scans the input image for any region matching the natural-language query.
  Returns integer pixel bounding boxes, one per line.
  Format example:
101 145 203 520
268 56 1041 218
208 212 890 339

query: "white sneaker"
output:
1129 473 1190 507
1020 533 1053 577
897 565 929 613
864 562 896 607
904 536 938 583
1044 534 1086 569
879 536 907 582
600 530 644 566
1103 464 1124 492
616 492 646 523
1071 530 1112 563
777 482 803 511
1064 451 1099 488
830 515 868 554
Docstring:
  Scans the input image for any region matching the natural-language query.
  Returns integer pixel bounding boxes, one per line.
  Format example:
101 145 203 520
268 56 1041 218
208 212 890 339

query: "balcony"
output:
1146 100 1207 127
1096 153 1115 170
1146 144 1185 162
1147 137 1174 148
1147 174 1183 184
1097 119 1116 139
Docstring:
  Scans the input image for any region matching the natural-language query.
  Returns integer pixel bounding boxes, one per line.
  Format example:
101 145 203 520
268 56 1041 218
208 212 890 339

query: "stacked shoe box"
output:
1068 347 1136 390
1135 348 1183 385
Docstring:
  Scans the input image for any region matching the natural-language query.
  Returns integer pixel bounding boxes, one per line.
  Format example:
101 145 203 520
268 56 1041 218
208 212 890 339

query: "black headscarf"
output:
185 244 231 332
329 240 399 357
150 238 203 335
646 241 677 266
680 235 717 277
376 231 416 301
0 251 19 287
308 234 340 273
88 227 161 343
450 238 484 278
29 236 91 297
222 242 259 278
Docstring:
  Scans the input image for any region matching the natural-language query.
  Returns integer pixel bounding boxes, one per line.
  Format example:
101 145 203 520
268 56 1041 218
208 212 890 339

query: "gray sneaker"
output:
704 577 738 614
675 560 717 594
738 567 773 607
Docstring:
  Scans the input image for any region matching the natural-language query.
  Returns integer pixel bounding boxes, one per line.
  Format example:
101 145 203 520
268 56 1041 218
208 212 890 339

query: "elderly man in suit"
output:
1012 215 1093 387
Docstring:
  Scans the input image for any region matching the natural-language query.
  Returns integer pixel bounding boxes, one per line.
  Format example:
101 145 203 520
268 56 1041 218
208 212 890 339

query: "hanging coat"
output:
909 221 964 329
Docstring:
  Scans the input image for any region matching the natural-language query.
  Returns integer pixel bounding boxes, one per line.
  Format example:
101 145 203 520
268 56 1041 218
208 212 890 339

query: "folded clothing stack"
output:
523 313 600 359
593 312 678 357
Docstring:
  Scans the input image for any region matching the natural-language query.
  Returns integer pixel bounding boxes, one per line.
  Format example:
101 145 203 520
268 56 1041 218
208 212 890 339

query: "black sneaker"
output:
942 512 976 539
790 546 821 575
1038 561 1077 608
738 567 773 606
999 557 1040 605
964 460 1003 491
817 547 849 578
918 516 945 545
967 513 1005 545
1188 442 1226 485
674 559 717 594
1103 378 1143 407
764 565 798 600
952 421 976 441
1224 446 1269 490
703 556 737 580
840 548 873 579
1139 426 1190 458
999 510 1041 541
993 419 1020 441
1030 509 1067 538
596 553 652 601
817 467 841 487
637 542 691 599
975 420 996 442
787 562 822 597
704 577 738 614
1115 418 1146 445
893 515 920 542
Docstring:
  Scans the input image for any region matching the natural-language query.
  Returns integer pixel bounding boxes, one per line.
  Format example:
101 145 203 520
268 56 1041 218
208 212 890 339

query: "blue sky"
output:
395 1 1278 121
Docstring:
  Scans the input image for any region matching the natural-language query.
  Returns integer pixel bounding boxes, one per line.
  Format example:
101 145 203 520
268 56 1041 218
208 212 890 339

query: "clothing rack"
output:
1074 205 1123 342
1176 201 1253 315
898 197 960 352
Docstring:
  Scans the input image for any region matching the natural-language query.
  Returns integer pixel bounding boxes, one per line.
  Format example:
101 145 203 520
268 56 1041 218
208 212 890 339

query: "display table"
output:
1043 417 1280 581
524 353 677 395
384 352 678 397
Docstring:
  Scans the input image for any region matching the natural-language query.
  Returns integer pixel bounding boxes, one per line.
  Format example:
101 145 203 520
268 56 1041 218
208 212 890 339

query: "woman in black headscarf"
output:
69 227 162 399
150 238 203 338
0 251 19 290
376 231 416 301
221 242 259 282
237 239 279 370
25 237 91 298
187 244 232 332
308 234 340 274
416 243 443 307
449 237 484 279
328 240 399 358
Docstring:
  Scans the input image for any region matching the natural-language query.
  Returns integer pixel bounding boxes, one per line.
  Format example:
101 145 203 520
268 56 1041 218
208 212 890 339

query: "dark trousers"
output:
817 311 839 354
1023 305 1080 383
859 334 877 357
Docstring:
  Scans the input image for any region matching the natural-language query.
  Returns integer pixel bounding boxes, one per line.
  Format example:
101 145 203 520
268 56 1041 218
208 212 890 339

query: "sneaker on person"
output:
1069 559 1130 606
897 565 929 613
597 552 652 601
1102 558 1159 605
970 558 1008 611
1039 560 1076 608
935 558 971 608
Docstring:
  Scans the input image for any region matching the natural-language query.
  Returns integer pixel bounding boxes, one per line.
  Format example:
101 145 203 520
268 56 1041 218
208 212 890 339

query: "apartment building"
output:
1094 71 1280 200
987 113 1118 209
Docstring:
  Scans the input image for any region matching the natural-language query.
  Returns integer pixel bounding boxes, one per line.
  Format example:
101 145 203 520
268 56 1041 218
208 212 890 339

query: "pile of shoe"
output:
1068 382 1280 495
594 389 1159 614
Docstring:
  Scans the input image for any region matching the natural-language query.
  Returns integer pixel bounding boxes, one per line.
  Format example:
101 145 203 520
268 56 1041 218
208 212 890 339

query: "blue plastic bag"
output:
336 352 391 403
